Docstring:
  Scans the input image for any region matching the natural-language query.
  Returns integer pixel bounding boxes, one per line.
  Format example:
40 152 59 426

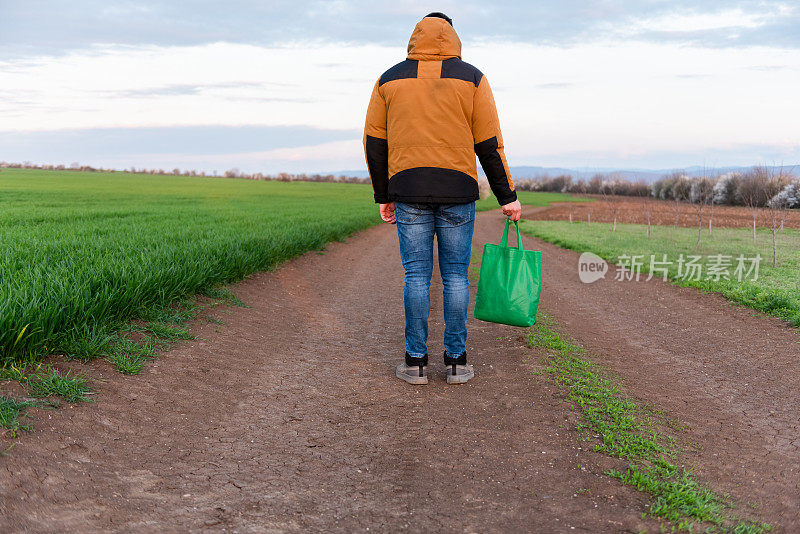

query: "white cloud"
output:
0 42 395 131
101 4 154 17
626 9 771 33
252 139 362 162
468 42 800 167
81 139 365 174
1 38 798 170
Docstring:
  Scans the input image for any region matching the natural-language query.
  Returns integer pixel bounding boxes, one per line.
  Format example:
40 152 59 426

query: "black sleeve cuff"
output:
366 135 389 205
475 136 516 207
495 190 517 206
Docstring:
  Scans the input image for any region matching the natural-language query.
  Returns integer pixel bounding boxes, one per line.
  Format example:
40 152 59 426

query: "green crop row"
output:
0 169 379 363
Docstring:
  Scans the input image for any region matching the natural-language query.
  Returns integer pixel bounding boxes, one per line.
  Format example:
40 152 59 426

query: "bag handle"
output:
499 218 524 250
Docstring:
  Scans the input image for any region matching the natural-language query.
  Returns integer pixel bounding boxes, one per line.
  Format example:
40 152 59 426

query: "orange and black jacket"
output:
364 16 516 205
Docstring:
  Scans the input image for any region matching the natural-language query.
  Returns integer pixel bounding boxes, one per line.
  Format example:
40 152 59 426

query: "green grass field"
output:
0 168 381 363
520 219 800 329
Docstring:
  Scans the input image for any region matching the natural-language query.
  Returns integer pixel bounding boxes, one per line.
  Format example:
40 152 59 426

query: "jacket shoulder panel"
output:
440 58 483 87
379 60 419 86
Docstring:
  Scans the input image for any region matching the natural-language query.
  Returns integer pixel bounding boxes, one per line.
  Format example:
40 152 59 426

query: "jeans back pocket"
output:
395 202 432 224
438 202 475 227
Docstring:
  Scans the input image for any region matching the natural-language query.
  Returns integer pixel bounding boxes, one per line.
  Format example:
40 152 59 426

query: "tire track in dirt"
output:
501 205 800 528
2 212 660 533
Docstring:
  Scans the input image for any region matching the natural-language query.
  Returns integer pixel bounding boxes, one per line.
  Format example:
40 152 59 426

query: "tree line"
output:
531 167 797 268
0 162 371 184
3 162 798 212
525 168 799 210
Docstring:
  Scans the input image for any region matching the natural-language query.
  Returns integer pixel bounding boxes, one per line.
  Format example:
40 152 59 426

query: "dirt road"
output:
1 207 798 532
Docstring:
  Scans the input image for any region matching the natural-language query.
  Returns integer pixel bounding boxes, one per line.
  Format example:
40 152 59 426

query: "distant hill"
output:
333 164 797 183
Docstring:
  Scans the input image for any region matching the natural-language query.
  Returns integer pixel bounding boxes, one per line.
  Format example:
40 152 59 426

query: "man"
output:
364 12 521 385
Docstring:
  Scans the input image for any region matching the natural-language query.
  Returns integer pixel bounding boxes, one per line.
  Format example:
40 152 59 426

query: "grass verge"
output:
520 220 800 330
107 290 233 375
0 287 237 437
0 395 35 436
28 369 91 403
527 315 770 533
106 336 158 375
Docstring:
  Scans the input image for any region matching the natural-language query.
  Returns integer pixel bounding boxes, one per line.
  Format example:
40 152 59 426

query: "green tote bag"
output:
474 218 542 327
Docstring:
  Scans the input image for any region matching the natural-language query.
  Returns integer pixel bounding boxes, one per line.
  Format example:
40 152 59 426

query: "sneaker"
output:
395 352 428 385
444 351 474 384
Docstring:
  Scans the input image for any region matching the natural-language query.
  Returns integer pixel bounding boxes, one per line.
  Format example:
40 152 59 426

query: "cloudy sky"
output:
1 1 798 174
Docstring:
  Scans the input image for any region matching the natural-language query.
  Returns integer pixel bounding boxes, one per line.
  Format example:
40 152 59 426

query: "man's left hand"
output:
502 200 522 221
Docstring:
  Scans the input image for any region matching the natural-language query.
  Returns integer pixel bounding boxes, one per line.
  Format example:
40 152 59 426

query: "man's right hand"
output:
501 200 522 221
380 202 396 224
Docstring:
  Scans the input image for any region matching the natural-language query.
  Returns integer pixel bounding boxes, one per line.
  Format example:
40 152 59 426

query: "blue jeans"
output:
395 201 475 360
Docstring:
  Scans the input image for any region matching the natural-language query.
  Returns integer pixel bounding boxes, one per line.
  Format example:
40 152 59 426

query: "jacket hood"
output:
407 16 462 60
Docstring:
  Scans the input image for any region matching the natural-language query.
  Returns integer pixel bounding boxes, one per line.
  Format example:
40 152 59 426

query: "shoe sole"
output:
446 366 475 384
396 365 428 385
